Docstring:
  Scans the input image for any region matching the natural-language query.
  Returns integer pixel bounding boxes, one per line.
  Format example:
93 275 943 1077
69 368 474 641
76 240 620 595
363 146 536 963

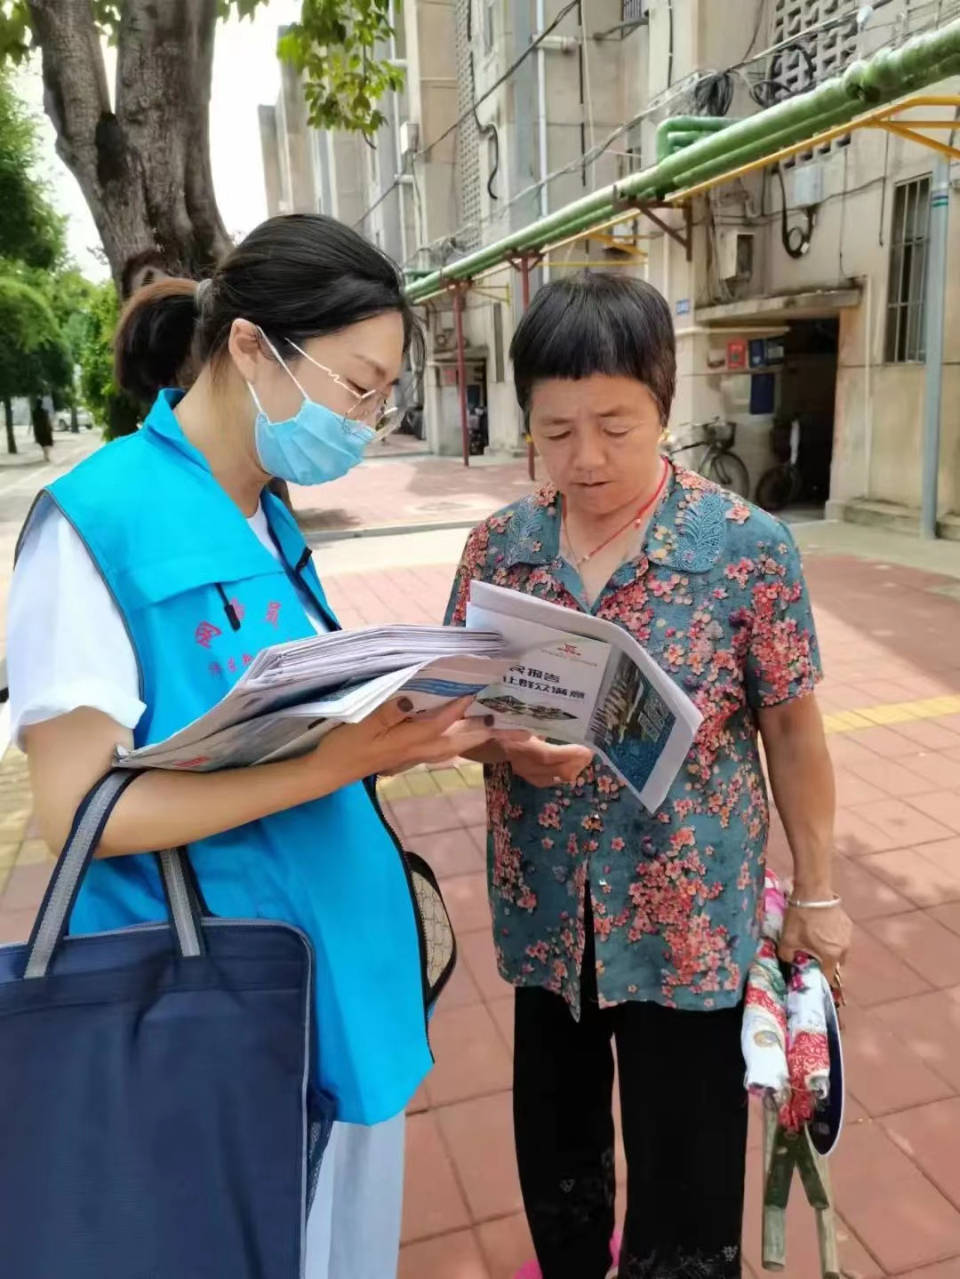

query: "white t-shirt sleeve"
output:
6 499 146 747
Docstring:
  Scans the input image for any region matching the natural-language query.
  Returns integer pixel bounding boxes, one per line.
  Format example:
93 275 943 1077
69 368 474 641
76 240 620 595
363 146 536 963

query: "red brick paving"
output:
291 454 535 534
6 546 960 1275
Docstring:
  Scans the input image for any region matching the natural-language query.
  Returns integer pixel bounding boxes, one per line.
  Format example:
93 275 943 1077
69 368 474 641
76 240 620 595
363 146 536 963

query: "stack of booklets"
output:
117 626 510 774
118 583 703 812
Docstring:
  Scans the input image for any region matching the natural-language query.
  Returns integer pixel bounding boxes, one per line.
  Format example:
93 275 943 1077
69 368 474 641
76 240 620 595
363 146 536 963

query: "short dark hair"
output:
114 214 423 404
509 272 676 425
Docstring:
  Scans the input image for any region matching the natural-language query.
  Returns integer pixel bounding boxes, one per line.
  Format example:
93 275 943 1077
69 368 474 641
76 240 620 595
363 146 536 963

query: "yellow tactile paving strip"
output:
821 693 960 735
2 691 958 875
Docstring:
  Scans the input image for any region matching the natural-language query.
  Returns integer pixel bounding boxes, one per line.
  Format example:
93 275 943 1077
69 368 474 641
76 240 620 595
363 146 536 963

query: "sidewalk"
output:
0 430 101 635
290 452 535 535
322 541 960 1277
4 538 960 1277
5 436 960 1275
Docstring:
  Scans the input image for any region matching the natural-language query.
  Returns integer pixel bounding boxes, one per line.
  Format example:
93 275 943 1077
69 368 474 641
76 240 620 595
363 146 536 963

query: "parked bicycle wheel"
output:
756 463 803 513
703 449 750 499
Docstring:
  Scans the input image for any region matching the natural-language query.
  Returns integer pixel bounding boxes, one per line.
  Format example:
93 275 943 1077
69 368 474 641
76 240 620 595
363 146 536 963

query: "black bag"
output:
0 770 333 1279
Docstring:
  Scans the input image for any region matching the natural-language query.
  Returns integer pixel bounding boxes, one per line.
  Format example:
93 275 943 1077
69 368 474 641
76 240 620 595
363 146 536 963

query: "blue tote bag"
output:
0 770 332 1278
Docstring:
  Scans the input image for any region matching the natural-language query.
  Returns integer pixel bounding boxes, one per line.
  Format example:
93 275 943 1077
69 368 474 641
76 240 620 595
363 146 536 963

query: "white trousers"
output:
305 1114 406 1279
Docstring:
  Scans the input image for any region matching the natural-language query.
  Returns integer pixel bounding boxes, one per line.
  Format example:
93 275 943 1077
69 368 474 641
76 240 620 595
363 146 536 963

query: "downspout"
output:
454 286 470 468
921 157 950 538
388 0 408 266
863 274 873 501
536 0 551 284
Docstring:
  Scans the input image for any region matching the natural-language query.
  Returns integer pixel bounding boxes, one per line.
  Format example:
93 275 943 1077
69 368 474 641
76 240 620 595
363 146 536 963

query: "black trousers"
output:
513 914 748 1279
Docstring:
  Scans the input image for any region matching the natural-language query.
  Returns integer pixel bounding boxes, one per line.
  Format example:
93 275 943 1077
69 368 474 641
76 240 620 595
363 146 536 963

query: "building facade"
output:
262 0 960 529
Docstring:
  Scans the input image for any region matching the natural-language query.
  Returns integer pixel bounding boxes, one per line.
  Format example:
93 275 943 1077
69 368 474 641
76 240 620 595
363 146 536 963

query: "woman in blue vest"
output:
6 214 510 1279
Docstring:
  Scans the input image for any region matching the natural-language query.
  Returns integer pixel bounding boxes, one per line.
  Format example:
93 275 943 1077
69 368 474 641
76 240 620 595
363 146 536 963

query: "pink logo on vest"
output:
229 597 246 623
265 602 281 627
195 621 222 649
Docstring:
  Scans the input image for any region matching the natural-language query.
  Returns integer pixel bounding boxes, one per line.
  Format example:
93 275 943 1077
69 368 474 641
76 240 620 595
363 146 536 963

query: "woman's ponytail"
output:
113 214 422 407
113 277 203 404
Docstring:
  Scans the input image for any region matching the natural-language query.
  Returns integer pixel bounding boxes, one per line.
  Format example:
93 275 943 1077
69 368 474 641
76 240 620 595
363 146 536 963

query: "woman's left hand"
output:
505 736 594 788
778 901 853 988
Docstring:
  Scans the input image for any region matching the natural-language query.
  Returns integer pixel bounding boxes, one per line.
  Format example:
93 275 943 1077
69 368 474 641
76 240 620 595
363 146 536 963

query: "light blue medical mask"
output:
247 331 377 486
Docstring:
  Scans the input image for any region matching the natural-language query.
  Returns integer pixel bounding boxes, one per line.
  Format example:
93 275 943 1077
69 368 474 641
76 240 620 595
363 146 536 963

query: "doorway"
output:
761 317 839 518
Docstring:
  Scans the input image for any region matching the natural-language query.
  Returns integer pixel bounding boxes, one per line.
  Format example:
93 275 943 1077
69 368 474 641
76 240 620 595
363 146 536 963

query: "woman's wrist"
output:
791 883 835 898
787 892 841 909
791 871 834 900
297 737 362 798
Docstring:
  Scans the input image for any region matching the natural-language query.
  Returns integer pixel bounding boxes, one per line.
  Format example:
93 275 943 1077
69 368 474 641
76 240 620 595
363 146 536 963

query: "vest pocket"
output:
404 851 457 1009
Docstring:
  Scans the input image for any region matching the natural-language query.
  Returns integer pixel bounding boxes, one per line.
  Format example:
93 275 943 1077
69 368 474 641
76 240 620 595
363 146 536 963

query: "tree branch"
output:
27 0 152 286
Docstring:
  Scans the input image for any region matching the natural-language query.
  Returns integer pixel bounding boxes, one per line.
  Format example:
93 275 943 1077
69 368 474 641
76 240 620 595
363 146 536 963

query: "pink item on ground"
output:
512 1263 542 1279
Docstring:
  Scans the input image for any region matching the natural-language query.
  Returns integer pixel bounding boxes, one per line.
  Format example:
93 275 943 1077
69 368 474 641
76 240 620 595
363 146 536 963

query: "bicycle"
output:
755 417 803 513
664 417 750 499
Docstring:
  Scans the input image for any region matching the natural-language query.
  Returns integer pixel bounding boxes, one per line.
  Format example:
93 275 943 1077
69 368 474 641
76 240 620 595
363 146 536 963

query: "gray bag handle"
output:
23 770 203 979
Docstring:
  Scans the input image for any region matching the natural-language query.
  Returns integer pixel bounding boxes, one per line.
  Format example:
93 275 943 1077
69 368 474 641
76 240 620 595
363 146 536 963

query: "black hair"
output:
509 271 676 425
114 214 423 404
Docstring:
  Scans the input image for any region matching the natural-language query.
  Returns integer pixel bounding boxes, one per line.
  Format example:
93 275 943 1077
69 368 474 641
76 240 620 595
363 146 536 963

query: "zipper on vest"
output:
215 583 242 632
291 547 339 633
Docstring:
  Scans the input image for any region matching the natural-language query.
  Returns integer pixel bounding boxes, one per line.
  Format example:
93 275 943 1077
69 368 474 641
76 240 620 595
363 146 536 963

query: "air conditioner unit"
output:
434 330 454 351
717 229 754 281
788 163 825 209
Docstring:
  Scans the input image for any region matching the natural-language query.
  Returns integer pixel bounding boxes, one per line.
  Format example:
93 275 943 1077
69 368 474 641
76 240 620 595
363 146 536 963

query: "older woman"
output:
445 273 852 1279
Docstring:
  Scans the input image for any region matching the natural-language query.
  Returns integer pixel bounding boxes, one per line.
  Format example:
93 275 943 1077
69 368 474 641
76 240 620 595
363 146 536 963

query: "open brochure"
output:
116 629 512 772
465 581 702 811
117 587 702 812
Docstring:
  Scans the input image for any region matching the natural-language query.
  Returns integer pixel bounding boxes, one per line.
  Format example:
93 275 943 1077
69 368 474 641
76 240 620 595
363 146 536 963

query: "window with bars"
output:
455 0 482 249
885 175 931 364
770 0 858 167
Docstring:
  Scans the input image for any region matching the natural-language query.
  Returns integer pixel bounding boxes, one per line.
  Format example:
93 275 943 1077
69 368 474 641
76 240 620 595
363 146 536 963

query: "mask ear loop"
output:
250 326 311 416
288 337 382 423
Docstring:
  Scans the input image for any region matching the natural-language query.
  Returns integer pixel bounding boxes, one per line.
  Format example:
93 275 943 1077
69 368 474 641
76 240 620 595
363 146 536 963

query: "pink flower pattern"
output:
445 465 821 1016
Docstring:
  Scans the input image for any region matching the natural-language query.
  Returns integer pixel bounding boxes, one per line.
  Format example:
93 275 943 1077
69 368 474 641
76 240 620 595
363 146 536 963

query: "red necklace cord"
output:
563 458 669 568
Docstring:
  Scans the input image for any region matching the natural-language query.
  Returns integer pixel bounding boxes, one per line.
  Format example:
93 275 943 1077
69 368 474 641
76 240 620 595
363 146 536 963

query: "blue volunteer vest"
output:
38 389 432 1125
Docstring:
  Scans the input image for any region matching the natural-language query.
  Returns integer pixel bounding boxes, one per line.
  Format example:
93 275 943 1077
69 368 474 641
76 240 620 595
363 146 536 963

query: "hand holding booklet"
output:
463 581 702 810
118 582 702 811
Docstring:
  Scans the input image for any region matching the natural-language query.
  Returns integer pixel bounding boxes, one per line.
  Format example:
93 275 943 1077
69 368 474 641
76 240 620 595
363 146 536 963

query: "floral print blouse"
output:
444 464 822 1016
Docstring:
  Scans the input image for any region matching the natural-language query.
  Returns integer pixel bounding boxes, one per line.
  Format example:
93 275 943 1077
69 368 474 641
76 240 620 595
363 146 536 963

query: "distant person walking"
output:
31 397 53 463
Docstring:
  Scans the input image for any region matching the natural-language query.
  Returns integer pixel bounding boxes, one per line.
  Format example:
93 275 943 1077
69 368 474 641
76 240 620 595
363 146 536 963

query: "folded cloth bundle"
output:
742 870 830 1131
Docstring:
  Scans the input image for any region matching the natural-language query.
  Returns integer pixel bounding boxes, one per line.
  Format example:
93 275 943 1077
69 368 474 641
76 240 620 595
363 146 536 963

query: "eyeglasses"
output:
286 341 401 441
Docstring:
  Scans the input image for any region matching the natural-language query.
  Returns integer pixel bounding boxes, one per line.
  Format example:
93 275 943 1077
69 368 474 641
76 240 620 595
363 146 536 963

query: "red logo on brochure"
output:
265 602 281 627
557 643 581 656
195 621 222 649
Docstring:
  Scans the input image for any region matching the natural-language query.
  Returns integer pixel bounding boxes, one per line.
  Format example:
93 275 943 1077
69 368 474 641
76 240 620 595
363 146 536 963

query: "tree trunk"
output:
27 0 232 294
4 397 16 455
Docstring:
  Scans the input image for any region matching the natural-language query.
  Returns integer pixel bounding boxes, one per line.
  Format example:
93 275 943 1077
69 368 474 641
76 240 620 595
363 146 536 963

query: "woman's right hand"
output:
312 696 518 787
